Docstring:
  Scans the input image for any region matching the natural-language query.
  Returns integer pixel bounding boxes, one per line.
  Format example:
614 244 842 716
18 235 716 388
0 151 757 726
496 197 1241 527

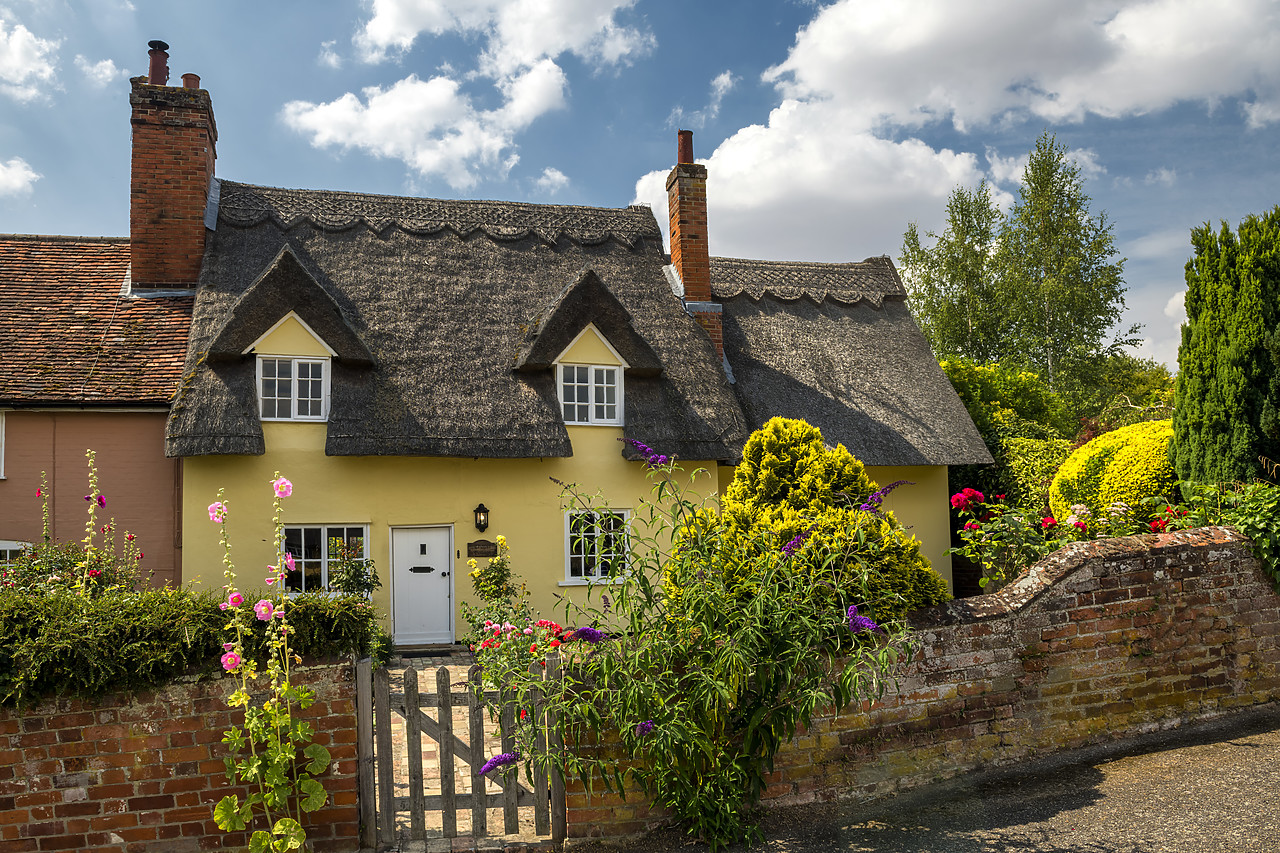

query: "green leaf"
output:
273 818 306 850
299 777 328 812
304 742 332 774
213 795 246 831
248 830 272 853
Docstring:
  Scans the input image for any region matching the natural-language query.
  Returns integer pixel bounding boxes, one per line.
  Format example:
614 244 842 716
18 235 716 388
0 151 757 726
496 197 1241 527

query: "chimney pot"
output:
677 129 694 164
182 73 200 89
147 40 170 86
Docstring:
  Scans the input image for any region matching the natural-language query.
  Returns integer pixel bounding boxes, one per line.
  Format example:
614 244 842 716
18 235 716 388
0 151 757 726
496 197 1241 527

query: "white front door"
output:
391 526 454 645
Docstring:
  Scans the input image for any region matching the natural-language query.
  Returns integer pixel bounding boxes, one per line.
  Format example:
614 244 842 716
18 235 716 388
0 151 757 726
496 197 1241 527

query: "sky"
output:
3 0 1280 372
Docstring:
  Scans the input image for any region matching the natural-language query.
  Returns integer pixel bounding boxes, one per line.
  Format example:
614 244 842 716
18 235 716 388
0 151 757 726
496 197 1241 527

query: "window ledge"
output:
557 578 622 587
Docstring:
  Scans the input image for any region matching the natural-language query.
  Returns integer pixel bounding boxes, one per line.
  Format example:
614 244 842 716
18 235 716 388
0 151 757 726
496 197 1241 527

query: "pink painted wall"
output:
0 411 181 587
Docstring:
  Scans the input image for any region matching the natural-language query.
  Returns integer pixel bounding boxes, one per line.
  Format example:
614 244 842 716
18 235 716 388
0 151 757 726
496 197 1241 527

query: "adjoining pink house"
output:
0 43 203 587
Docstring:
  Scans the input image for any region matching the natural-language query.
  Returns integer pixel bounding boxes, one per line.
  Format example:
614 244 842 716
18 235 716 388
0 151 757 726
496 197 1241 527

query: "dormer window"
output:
258 357 329 421
559 364 621 425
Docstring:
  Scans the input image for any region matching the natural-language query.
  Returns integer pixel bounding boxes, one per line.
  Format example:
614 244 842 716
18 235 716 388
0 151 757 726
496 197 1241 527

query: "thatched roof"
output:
0 235 193 405
166 182 749 460
711 256 993 466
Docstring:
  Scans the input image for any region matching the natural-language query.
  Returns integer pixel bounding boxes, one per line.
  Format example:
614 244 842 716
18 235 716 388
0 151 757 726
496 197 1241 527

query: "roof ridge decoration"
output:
515 268 663 377
206 246 375 367
709 255 908 307
216 181 662 248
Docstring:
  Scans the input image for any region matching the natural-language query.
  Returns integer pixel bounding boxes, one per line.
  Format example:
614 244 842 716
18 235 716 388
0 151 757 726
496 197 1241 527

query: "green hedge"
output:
0 587 391 708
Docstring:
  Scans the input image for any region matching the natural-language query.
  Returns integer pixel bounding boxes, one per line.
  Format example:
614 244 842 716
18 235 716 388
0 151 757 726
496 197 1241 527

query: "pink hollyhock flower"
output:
272 477 293 498
227 592 243 608
97 495 106 508
126 533 135 542
219 602 229 611
221 651 241 672
208 502 228 523
36 488 42 497
284 552 296 571
222 642 234 651
254 599 274 621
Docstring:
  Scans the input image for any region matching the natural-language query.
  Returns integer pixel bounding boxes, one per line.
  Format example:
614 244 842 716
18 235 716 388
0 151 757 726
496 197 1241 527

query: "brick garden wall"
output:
566 527 1280 839
0 660 359 853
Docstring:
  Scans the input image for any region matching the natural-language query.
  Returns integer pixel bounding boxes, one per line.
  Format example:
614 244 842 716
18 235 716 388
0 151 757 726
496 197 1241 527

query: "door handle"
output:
441 571 450 577
410 566 435 574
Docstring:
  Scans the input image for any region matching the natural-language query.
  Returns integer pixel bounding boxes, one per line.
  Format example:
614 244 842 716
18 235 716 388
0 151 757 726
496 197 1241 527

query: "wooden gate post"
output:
356 657 376 849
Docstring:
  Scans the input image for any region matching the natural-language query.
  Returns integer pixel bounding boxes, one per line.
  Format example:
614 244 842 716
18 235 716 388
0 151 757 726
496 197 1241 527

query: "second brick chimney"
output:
666 130 724 362
129 40 217 290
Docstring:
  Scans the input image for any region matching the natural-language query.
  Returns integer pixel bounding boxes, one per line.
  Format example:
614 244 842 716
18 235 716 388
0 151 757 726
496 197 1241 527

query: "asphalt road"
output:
580 704 1280 853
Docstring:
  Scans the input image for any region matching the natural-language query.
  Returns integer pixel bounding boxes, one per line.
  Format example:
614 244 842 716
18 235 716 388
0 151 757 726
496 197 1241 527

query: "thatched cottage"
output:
50 44 989 643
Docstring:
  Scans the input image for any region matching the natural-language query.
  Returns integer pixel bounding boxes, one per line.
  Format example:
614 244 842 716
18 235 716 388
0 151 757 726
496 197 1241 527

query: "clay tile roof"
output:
0 235 194 405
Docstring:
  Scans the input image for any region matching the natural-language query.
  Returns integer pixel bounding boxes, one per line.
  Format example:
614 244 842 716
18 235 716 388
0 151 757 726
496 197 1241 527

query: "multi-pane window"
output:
282 525 366 592
566 510 628 580
559 364 620 425
259 357 328 421
0 540 30 565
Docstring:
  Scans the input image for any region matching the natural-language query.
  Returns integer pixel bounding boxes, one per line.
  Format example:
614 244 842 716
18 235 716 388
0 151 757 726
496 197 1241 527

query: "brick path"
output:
381 650 556 853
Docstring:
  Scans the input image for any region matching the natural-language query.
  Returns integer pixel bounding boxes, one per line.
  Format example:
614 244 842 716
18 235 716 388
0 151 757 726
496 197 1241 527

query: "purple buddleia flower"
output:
635 720 655 737
600 593 611 614
571 626 607 643
858 480 913 513
620 438 670 468
781 528 812 558
478 751 520 775
847 604 884 635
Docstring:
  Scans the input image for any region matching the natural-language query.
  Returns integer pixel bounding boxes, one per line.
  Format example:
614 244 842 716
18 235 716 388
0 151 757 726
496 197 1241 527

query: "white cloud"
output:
0 17 59 102
1126 227 1190 261
0 156 39 196
534 166 569 194
289 0 650 186
283 62 567 190
353 0 654 75
985 148 1029 186
762 0 1280 131
668 70 736 129
74 55 126 88
318 40 342 69
1164 289 1186 320
1144 166 1177 186
634 101 990 262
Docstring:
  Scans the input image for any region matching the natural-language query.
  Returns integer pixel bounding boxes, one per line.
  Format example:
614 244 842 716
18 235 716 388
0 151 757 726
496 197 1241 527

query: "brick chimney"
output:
129 40 217 289
666 130 723 361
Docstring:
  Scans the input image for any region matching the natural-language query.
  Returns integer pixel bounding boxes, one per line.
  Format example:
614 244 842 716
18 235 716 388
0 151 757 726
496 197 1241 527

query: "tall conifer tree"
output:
1174 207 1280 483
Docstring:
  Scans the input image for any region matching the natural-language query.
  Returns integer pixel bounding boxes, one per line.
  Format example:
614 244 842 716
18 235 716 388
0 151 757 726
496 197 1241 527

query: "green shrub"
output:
1003 435 1074 515
682 417 950 623
1049 420 1176 522
0 588 388 708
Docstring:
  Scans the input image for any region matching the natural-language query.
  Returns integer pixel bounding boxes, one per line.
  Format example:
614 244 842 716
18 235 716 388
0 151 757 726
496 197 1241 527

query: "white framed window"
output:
565 510 628 582
282 525 367 593
257 357 330 421
559 364 621 425
0 540 31 564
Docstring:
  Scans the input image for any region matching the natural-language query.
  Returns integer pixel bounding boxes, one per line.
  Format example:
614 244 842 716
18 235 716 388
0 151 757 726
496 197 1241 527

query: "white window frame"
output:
563 509 629 584
281 524 369 593
0 539 32 564
557 363 623 425
256 356 331 422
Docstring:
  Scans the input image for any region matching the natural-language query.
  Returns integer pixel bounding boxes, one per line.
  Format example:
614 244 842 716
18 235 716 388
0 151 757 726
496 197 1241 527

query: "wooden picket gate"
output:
355 657 566 849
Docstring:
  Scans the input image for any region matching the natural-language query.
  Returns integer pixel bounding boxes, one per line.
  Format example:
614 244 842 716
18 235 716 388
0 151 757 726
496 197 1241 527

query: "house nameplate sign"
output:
467 539 498 558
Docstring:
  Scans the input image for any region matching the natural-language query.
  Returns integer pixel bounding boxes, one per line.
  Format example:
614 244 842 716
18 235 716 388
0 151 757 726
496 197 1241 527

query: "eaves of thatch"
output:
712 255 994 466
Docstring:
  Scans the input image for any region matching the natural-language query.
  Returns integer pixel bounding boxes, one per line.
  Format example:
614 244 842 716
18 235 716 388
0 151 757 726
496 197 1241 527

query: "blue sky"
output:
3 0 1280 371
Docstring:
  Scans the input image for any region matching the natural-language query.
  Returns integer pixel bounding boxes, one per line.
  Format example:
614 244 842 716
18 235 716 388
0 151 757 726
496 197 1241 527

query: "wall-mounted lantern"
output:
473 503 490 532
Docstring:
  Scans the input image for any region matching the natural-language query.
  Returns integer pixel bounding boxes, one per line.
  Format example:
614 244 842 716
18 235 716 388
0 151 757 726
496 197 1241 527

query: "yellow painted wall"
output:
864 465 953 589
559 324 624 366
253 314 332 357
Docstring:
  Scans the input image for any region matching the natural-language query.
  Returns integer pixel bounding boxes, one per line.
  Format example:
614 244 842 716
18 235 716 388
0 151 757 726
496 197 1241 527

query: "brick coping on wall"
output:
0 659 359 853
564 526 1280 840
